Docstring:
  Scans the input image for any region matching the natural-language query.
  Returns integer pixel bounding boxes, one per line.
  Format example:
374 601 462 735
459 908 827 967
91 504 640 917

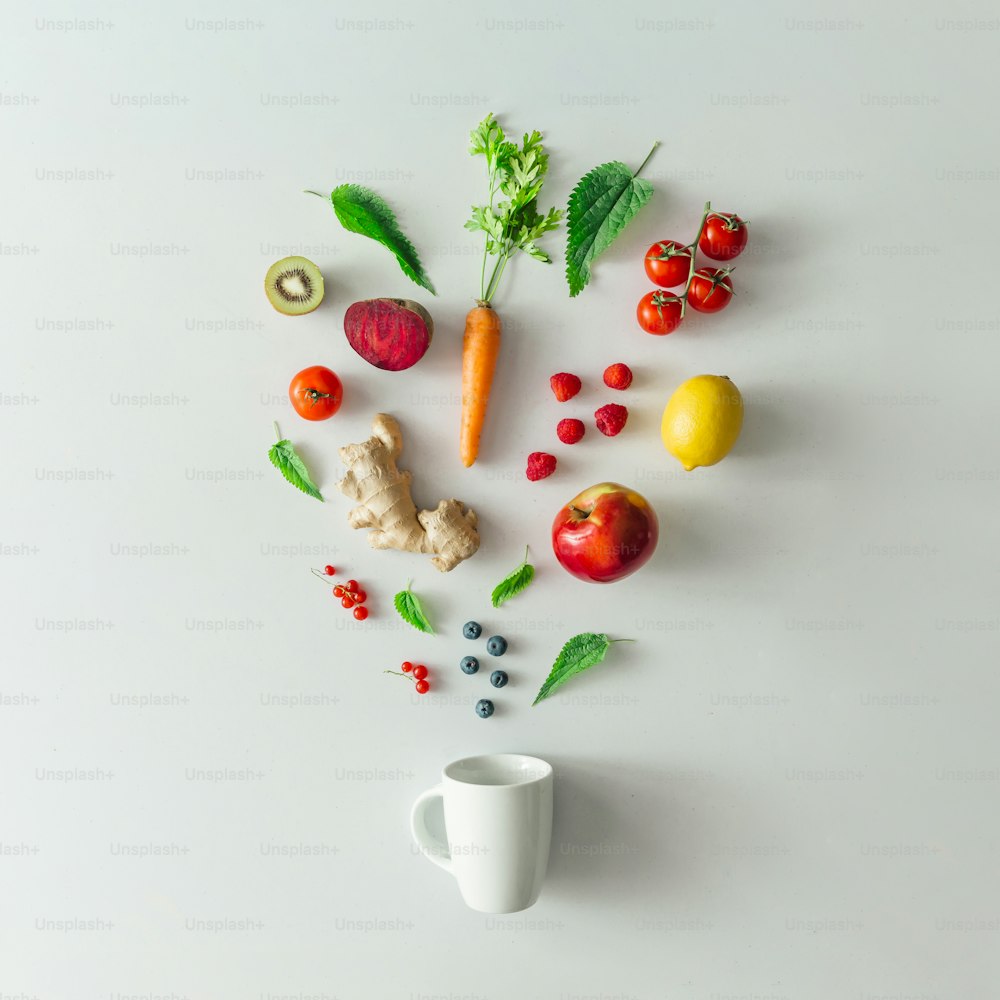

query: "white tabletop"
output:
3 2 998 996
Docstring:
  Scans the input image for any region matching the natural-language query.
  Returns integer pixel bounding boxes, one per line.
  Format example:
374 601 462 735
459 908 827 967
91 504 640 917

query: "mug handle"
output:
410 784 453 873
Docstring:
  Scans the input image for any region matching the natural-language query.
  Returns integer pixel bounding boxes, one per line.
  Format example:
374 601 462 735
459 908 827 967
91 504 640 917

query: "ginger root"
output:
337 413 480 572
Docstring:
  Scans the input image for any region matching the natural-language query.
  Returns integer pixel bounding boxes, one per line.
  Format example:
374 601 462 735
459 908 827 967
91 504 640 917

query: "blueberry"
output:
463 620 482 640
476 698 494 719
460 655 480 675
490 670 508 689
486 635 508 657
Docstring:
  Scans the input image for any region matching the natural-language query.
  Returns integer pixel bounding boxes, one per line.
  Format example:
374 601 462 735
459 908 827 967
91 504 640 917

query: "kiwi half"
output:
264 256 325 315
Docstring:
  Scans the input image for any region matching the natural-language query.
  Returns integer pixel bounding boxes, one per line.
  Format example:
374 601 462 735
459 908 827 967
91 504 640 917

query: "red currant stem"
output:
310 567 335 583
633 140 660 179
680 201 713 319
383 670 414 684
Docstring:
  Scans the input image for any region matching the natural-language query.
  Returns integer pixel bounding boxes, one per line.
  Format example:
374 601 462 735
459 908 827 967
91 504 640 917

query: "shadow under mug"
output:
410 753 554 913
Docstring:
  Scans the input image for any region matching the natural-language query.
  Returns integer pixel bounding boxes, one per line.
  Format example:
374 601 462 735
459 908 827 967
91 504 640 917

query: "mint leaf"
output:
532 633 634 705
491 546 535 608
565 145 658 297
328 184 436 294
393 582 434 634
268 435 323 502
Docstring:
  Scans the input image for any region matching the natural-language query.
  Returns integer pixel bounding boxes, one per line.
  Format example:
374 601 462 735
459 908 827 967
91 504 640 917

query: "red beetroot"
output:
344 298 434 372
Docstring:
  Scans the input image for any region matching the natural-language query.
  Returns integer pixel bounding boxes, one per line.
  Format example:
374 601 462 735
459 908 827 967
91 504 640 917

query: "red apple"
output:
551 482 659 584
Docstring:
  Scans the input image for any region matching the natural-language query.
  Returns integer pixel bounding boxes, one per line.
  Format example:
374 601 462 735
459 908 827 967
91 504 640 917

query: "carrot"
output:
461 115 562 466
460 303 502 467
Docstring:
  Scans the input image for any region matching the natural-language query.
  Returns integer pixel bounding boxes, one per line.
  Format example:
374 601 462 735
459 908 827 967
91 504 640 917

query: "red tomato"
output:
643 240 692 287
687 268 734 314
699 212 749 260
637 291 683 335
289 365 343 420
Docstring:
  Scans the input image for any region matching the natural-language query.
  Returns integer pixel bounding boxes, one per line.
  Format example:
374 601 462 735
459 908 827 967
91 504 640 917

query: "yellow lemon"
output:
661 375 744 471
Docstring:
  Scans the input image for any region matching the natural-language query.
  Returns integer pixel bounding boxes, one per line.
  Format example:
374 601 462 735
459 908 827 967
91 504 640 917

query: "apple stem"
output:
569 505 590 519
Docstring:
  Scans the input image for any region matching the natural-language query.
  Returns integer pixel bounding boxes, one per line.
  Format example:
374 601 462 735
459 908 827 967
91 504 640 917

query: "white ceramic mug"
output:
410 753 554 913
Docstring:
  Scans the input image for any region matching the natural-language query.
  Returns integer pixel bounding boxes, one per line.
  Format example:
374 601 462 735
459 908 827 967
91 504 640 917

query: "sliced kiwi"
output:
264 256 325 315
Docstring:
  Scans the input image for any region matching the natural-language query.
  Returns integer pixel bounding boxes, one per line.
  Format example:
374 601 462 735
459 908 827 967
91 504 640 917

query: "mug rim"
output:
443 753 553 788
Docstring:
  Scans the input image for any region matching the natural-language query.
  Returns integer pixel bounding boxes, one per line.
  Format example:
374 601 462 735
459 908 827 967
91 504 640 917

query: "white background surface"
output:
3 2 998 997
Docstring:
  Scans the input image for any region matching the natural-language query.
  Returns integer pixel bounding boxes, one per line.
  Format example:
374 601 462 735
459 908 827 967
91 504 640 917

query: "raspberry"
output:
603 363 633 391
595 403 628 437
556 418 585 445
526 452 557 481
549 372 582 402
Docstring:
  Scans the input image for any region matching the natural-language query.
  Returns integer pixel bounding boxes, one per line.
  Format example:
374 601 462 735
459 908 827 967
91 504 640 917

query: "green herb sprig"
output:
465 113 563 304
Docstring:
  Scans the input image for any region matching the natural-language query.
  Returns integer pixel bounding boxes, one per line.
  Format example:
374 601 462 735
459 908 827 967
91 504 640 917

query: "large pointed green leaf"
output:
565 161 655 297
329 184 436 294
533 632 634 705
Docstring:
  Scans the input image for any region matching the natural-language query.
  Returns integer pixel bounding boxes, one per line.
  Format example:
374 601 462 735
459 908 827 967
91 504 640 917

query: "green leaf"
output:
329 184 436 294
565 162 654 297
532 632 634 705
268 438 323 502
491 547 535 608
393 582 434 634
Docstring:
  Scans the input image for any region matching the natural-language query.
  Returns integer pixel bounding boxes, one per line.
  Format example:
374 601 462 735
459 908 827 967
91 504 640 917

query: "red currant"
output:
414 680 430 695
341 596 355 609
354 589 367 604
401 662 413 673
323 565 336 576
333 586 344 597
353 606 369 621
412 665 428 681
346 580 358 592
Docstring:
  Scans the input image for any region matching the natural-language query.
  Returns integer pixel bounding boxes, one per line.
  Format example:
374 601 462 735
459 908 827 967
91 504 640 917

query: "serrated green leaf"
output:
565 162 654 297
268 439 323 502
532 632 634 705
393 583 434 634
329 184 436 294
490 548 535 608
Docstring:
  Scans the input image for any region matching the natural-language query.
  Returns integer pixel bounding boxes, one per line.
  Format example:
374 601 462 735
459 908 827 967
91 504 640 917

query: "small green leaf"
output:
565 156 656 297
268 437 323 502
491 547 535 608
328 184 436 294
393 582 434 634
532 632 634 705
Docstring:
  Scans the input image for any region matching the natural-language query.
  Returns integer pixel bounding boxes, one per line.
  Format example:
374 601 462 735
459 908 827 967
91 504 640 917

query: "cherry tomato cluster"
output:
386 661 431 695
313 565 370 621
637 203 748 336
